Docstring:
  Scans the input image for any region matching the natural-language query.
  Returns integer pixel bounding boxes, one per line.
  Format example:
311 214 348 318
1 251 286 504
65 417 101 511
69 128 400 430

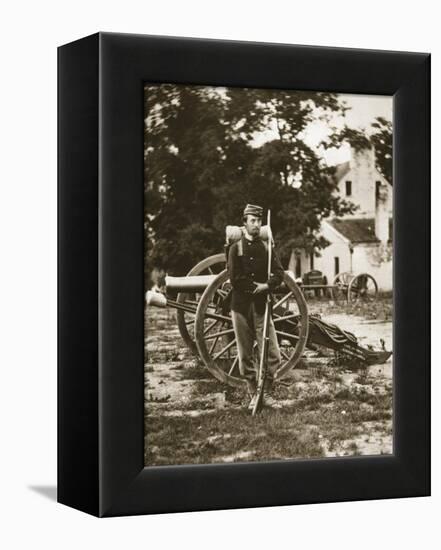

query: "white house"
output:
288 146 393 291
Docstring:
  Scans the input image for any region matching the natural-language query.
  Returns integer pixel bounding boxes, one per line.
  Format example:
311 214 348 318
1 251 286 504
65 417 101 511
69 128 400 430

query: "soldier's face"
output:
244 215 262 237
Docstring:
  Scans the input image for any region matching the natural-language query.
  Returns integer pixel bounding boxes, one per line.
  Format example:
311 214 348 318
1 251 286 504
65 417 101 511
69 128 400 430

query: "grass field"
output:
144 297 393 466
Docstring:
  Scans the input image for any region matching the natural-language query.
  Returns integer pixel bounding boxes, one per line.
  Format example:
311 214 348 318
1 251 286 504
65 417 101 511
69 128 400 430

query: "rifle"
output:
251 210 273 416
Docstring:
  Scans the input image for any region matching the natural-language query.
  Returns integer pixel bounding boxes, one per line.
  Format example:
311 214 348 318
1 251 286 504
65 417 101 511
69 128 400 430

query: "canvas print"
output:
144 84 393 466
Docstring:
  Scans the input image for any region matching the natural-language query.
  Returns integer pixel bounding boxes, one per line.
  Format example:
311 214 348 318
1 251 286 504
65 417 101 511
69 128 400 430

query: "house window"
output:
295 256 301 279
345 180 352 196
334 257 340 276
375 180 381 203
309 253 314 271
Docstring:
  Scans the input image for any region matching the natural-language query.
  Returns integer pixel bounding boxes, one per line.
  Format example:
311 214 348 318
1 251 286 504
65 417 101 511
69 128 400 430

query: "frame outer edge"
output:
91 33 431 516
57 33 100 516
393 53 430 494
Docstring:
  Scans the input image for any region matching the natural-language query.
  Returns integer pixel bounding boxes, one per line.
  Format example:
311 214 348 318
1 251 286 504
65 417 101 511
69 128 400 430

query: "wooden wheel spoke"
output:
209 338 219 355
204 327 235 341
275 329 300 341
203 319 219 335
213 338 236 360
273 291 293 309
273 313 298 323
208 322 224 354
228 355 239 375
203 311 232 323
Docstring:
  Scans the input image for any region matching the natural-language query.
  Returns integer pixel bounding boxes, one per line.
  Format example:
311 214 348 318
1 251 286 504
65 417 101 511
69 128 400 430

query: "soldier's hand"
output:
253 282 269 294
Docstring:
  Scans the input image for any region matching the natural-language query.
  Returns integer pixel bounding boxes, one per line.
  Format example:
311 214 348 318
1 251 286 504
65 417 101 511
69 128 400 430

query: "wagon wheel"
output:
194 270 309 388
332 272 352 303
348 273 378 303
176 253 226 355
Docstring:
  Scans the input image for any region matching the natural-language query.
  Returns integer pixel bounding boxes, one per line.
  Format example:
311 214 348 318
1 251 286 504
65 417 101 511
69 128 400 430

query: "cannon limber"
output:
146 250 391 391
332 271 379 303
299 270 378 303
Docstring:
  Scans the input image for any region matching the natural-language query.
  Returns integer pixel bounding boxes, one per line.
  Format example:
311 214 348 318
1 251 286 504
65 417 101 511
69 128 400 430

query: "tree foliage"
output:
144 85 357 276
324 117 392 185
370 117 392 184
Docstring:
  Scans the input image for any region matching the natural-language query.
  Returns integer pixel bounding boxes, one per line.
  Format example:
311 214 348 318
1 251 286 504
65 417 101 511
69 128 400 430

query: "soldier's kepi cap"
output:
243 204 263 218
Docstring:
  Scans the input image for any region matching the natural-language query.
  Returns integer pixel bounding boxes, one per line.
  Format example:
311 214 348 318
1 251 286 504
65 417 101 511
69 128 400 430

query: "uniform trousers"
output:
231 302 281 386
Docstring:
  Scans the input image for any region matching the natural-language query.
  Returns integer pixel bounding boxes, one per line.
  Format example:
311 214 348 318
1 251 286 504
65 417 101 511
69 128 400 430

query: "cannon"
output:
146 229 390 391
168 253 379 357
148 266 309 388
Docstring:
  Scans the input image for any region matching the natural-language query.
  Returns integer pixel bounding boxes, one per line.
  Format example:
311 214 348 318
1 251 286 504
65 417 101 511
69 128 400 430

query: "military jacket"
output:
227 236 284 315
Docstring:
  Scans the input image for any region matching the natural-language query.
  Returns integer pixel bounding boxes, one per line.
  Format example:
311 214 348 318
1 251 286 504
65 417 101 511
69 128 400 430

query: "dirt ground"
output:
144 297 393 466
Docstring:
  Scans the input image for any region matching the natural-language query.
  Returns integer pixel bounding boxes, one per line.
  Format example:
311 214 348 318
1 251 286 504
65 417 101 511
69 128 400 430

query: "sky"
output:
317 93 393 165
253 92 393 166
343 93 392 130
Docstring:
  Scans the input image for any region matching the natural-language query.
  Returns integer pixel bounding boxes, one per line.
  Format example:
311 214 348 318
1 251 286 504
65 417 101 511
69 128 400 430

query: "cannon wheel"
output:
194 270 309 388
332 271 352 303
176 253 226 355
348 273 378 303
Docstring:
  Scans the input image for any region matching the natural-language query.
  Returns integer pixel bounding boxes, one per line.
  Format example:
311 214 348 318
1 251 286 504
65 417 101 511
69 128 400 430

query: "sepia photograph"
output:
144 83 393 466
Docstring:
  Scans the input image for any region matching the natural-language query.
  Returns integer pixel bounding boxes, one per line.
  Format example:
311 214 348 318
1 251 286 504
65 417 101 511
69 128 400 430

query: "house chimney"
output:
349 144 375 171
375 180 389 244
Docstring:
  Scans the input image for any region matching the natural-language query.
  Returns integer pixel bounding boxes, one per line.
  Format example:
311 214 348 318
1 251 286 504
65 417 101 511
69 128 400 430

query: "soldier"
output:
227 204 284 407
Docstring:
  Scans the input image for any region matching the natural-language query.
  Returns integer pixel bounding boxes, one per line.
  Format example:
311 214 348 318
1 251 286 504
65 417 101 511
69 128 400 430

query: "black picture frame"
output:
58 32 430 517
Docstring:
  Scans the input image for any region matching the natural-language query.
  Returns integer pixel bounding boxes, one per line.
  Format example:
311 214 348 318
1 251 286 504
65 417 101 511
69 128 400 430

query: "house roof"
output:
327 217 393 244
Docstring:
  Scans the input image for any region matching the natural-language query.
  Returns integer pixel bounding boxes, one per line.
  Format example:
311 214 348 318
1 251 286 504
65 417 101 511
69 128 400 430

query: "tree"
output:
324 118 392 185
370 117 392 184
215 90 355 263
144 84 356 275
145 85 228 274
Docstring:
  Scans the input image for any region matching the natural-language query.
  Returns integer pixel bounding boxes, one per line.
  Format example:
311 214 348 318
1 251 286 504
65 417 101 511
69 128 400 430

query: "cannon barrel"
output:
165 271 294 294
166 271 296 293
165 274 218 293
146 272 298 308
